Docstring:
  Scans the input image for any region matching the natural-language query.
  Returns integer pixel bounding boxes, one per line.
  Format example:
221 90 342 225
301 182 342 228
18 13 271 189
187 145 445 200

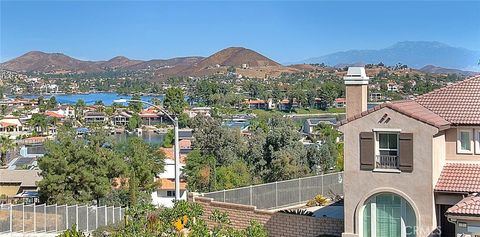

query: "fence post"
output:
76 205 78 231
22 204 25 233
321 174 324 196
249 186 253 206
86 206 89 232
44 205 46 233
34 204 36 233
66 204 68 230
105 206 107 226
10 204 13 232
275 181 278 208
223 189 226 202
95 206 98 230
298 178 301 203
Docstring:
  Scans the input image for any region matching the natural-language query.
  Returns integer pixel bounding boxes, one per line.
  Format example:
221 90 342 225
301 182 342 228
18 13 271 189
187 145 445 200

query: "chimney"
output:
344 67 369 118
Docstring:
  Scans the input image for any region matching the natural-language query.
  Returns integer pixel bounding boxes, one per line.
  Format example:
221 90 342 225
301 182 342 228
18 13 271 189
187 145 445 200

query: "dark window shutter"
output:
360 132 375 170
399 133 413 172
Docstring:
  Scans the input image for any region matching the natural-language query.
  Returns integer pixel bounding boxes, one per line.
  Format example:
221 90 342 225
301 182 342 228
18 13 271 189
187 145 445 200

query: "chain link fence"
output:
0 204 124 234
202 172 343 210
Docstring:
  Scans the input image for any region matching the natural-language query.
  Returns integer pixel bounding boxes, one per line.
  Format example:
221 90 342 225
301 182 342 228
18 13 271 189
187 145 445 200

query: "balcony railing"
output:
375 155 399 169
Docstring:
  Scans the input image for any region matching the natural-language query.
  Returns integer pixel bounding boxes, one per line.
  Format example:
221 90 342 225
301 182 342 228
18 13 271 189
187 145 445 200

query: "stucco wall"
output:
445 127 480 161
345 85 367 119
432 133 446 189
339 107 440 237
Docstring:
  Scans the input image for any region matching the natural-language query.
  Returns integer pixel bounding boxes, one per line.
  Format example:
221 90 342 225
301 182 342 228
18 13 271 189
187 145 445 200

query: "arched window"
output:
362 193 416 237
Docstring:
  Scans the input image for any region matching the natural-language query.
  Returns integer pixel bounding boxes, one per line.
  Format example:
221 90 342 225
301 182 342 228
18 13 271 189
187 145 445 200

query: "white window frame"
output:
373 129 400 170
457 129 474 154
475 129 480 155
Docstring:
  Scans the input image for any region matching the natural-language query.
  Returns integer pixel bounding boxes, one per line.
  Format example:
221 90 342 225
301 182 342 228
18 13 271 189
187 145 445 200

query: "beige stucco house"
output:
338 67 480 237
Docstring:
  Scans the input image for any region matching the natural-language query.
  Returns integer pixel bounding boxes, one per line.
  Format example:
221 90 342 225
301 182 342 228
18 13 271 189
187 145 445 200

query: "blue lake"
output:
19 92 164 106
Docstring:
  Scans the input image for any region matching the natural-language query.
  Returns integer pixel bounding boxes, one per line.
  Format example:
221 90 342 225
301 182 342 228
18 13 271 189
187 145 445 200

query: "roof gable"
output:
338 100 450 130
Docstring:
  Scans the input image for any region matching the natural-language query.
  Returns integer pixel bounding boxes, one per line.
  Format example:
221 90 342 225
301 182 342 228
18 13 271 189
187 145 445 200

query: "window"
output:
457 129 473 154
378 133 399 156
362 193 416 237
167 191 176 197
375 132 399 169
475 130 480 155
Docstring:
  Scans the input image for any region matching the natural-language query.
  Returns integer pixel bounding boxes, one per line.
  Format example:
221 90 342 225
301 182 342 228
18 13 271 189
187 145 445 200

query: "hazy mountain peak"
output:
296 41 480 71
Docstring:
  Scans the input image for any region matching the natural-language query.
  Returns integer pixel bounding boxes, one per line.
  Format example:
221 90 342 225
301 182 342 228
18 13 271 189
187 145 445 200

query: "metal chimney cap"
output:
344 67 369 85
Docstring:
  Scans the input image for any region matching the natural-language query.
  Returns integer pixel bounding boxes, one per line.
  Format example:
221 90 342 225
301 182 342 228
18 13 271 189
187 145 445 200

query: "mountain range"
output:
0 47 287 78
1 41 479 78
295 41 480 72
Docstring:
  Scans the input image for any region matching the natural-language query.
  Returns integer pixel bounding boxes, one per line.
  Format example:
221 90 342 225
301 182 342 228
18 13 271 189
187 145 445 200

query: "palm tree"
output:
0 136 15 167
29 113 48 135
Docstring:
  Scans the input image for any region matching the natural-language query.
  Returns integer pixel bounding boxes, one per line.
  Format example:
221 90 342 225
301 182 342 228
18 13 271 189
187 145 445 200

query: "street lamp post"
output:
113 99 181 201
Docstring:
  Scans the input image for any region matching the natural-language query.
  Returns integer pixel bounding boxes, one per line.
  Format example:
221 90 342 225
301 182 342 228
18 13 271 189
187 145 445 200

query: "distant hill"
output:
0 47 282 77
295 41 480 71
126 57 204 71
419 65 479 76
0 47 294 79
0 51 101 73
97 56 143 69
194 47 280 68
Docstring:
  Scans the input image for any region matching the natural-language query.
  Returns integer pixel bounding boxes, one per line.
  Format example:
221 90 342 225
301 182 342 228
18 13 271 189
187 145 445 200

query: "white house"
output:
151 147 188 207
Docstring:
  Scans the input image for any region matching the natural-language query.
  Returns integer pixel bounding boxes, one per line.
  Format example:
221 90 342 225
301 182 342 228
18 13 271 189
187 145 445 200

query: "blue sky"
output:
1 1 479 63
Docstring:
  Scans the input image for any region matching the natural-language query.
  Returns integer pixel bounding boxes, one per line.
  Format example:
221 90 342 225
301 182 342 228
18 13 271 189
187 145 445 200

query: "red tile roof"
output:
446 194 480 216
45 111 65 118
339 75 480 128
159 147 187 163
415 76 480 125
338 100 450 129
435 163 480 193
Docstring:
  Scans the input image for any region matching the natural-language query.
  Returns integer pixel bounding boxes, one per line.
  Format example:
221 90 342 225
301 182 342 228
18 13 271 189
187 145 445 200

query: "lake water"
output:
20 92 164 106
113 131 165 146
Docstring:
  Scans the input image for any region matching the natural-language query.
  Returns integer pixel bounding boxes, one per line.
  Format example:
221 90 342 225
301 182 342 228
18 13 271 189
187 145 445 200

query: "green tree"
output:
0 136 15 166
38 127 123 204
164 87 187 115
178 112 190 129
162 129 174 148
183 150 216 192
47 96 57 110
29 113 48 135
75 99 86 120
129 95 143 113
127 113 141 131
215 160 251 190
116 137 165 206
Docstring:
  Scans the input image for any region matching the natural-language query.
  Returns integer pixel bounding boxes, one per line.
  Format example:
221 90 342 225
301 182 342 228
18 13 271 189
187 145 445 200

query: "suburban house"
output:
369 92 383 102
338 67 480 237
51 105 75 118
112 111 132 126
278 99 298 111
84 111 107 124
185 107 212 118
334 98 347 108
0 116 24 134
140 108 167 126
243 99 274 110
313 98 328 110
302 117 337 135
151 147 187 207
0 170 42 204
